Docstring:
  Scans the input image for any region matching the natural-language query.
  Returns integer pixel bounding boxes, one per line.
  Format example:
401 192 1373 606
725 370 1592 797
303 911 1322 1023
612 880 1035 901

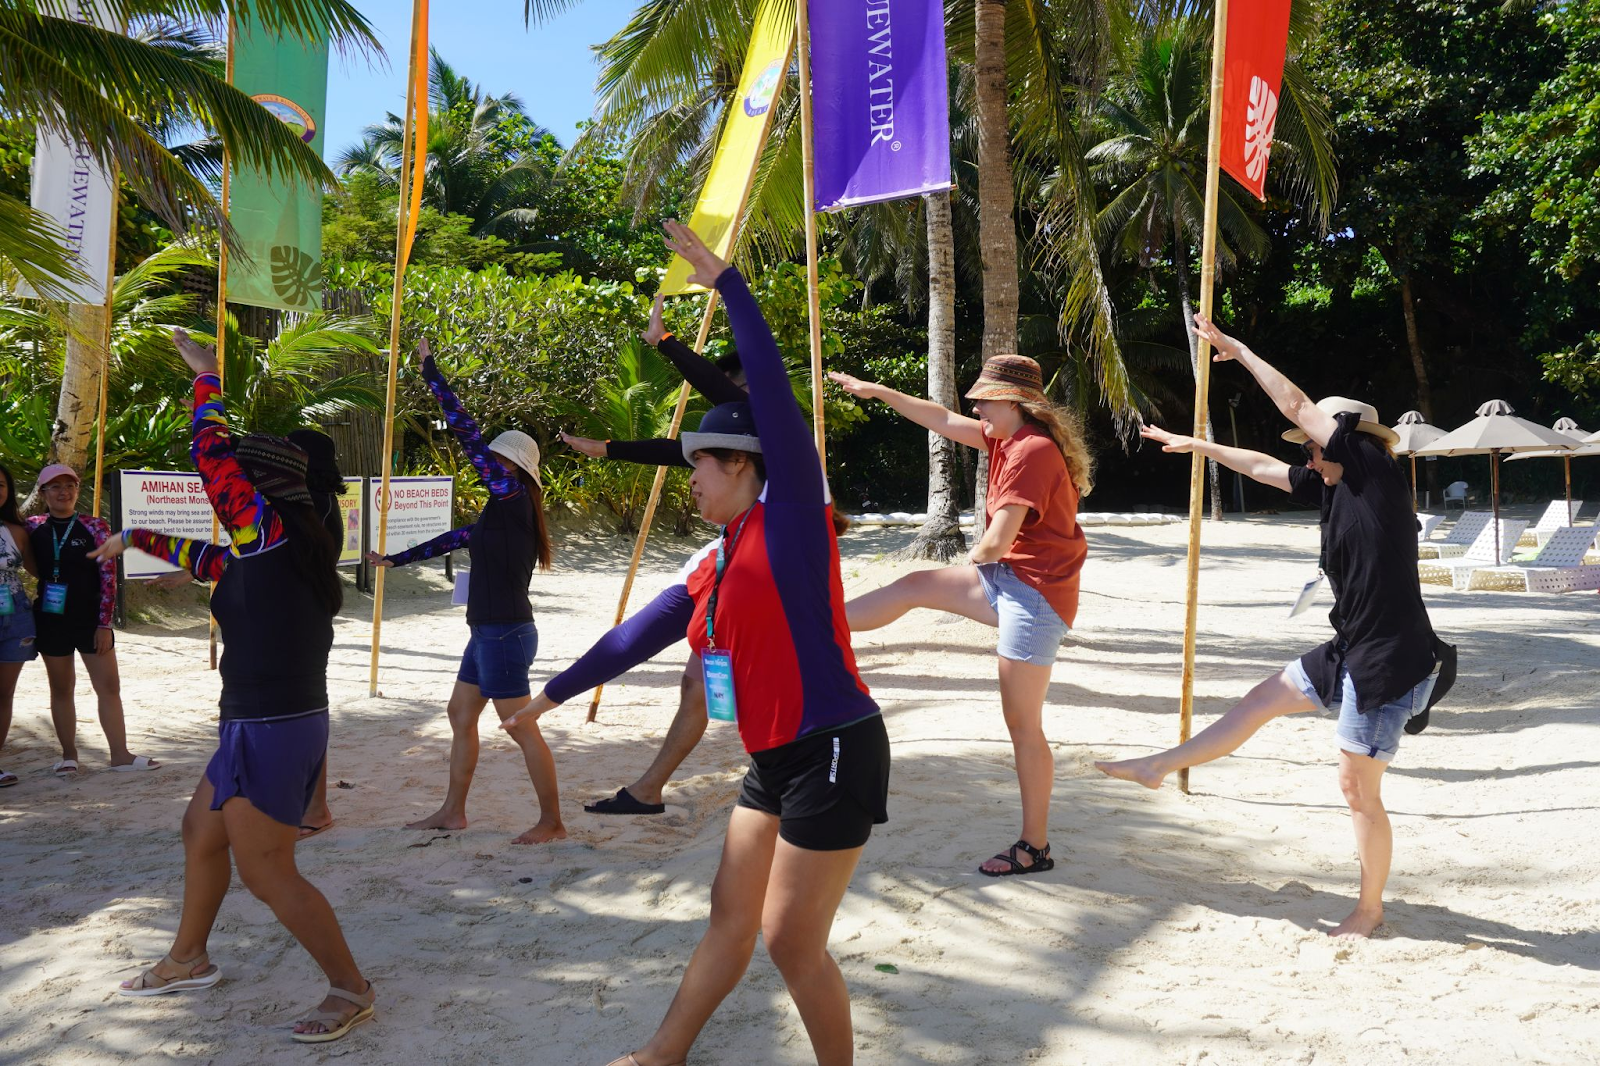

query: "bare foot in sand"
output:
511 821 567 845
405 808 467 831
1328 907 1383 939
1094 756 1168 790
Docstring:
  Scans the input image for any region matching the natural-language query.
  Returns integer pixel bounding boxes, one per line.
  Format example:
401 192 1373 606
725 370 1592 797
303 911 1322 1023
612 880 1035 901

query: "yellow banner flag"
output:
397 0 429 274
661 0 795 295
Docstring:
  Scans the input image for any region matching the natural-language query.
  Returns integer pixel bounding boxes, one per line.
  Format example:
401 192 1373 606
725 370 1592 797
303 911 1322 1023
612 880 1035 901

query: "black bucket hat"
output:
680 401 761 463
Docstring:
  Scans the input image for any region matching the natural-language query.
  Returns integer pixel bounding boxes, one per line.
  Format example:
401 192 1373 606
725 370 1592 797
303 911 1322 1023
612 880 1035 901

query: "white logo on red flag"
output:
1243 76 1279 184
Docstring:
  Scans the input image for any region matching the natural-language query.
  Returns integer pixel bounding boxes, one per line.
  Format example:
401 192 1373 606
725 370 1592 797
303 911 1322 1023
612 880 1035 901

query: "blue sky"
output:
322 0 639 161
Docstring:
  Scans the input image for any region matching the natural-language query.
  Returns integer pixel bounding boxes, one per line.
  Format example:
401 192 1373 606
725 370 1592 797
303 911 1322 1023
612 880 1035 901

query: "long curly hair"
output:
1018 402 1094 498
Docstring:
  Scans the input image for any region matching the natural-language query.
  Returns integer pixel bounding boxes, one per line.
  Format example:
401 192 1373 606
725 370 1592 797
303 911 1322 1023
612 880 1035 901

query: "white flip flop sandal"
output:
52 759 79 777
110 755 161 772
118 953 222 997
0 769 17 787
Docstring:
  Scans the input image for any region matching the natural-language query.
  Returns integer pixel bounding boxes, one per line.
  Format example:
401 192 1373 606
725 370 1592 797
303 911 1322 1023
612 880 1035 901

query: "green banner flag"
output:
229 17 330 312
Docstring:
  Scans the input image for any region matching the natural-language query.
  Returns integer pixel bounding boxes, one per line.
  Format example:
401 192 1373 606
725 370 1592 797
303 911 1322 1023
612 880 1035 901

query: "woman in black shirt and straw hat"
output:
1096 315 1452 940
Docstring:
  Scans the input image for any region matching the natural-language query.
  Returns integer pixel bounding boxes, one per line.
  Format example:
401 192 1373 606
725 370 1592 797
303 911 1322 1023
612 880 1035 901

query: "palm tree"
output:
0 0 378 292
1084 13 1336 518
336 49 560 243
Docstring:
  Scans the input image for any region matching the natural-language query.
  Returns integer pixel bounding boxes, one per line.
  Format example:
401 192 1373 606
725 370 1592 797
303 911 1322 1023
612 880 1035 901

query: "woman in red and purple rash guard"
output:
506 222 887 1066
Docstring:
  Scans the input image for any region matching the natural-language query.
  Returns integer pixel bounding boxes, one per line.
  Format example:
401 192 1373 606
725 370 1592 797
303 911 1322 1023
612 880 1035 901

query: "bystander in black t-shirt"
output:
1287 411 1439 713
29 515 102 634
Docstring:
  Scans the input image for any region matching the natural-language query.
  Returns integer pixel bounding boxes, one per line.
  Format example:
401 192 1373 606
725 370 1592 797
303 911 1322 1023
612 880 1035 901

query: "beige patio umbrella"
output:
1390 410 1446 509
1414 400 1579 562
1504 419 1600 523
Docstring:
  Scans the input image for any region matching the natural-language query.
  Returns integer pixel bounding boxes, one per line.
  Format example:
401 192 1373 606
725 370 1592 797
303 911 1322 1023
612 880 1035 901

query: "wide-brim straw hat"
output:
489 430 542 487
681 401 762 463
1282 396 1400 447
964 355 1049 405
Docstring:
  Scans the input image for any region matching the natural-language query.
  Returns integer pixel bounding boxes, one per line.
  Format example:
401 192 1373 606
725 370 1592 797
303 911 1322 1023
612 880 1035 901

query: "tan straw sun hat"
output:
1282 396 1401 447
964 355 1049 405
489 430 542 487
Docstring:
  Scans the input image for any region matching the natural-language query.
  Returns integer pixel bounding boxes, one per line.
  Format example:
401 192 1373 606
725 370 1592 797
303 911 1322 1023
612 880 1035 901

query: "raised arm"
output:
1141 424 1293 492
417 340 521 500
604 437 693 469
644 292 746 407
828 371 986 451
168 330 287 554
1193 316 1337 449
540 582 696 705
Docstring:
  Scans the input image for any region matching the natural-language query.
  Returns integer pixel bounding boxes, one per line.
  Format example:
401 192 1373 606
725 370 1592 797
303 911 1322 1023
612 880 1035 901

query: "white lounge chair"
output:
1518 499 1585 546
1418 519 1529 588
1416 513 1445 543
1418 511 1491 559
1443 481 1469 509
1459 526 1600 592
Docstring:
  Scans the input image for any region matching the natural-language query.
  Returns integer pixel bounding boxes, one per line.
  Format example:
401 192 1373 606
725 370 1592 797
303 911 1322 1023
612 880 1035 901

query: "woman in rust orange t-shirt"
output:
830 355 1091 877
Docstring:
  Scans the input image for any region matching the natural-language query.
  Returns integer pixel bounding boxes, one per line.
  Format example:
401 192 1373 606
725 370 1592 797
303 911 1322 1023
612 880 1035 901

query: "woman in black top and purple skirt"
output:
1095 315 1451 941
93 331 373 1043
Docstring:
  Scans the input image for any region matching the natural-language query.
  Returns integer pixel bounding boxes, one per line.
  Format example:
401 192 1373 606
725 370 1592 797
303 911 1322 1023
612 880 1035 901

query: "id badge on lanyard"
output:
0 584 13 616
44 516 78 616
702 650 737 722
702 511 752 724
1289 571 1325 618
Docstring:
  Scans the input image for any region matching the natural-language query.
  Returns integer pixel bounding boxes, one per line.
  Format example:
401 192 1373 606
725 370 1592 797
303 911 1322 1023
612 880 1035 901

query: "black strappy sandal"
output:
979 839 1054 877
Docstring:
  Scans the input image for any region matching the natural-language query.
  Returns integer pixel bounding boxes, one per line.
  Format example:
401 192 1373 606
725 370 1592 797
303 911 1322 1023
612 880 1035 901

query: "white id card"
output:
451 571 470 607
0 585 13 616
1289 573 1324 617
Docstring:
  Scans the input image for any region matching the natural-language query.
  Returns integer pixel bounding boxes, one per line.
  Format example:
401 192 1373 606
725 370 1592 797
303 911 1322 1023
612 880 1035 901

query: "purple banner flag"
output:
809 0 952 212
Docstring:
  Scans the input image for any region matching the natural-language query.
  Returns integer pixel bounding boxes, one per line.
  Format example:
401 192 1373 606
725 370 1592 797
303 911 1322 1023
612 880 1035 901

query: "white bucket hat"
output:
489 430 542 487
1282 396 1400 447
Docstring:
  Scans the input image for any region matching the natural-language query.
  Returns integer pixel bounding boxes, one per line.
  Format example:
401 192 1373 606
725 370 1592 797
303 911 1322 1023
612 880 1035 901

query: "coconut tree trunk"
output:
898 192 967 561
45 303 107 496
973 0 1019 536
1171 221 1224 521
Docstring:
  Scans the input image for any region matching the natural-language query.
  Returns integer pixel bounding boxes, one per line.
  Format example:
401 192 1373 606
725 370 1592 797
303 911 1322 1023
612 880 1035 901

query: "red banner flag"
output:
1219 0 1292 201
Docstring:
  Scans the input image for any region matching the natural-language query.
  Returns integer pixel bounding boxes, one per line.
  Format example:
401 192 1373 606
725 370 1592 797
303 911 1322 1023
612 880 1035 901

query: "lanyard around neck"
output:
705 507 753 650
49 516 78 582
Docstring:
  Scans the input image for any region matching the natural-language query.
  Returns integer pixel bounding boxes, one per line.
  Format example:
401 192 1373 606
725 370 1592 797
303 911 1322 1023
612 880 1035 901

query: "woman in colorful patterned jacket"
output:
366 339 558 845
505 221 888 1066
92 329 372 1044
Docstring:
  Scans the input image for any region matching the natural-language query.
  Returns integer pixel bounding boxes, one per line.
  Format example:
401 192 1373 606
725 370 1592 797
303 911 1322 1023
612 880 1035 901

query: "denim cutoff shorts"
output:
0 605 38 664
457 621 538 699
1286 658 1439 763
977 562 1070 666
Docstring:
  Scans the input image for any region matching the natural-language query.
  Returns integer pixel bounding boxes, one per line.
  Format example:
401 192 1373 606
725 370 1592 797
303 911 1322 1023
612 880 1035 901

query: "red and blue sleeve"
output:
543 583 695 704
189 374 285 555
385 526 472 567
420 354 521 501
127 530 229 583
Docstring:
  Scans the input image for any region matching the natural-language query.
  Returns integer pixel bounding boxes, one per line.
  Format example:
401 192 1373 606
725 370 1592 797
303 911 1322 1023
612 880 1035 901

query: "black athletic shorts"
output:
737 714 890 851
33 615 108 658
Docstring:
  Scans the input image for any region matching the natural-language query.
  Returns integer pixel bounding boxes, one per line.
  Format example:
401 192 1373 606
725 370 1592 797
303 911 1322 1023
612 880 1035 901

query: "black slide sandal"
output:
979 839 1054 877
584 787 666 815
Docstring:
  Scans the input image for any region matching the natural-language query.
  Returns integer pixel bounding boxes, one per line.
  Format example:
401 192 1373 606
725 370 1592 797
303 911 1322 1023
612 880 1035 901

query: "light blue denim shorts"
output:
0 605 38 664
977 562 1070 666
1285 658 1439 763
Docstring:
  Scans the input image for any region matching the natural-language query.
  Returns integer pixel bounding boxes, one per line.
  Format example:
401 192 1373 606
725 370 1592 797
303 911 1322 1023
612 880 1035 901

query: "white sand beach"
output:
2 513 1597 1065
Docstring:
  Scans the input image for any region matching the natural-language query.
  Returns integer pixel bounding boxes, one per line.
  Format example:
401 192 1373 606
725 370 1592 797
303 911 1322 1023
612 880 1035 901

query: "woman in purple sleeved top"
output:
506 222 888 1066
366 338 559 845
92 330 373 1044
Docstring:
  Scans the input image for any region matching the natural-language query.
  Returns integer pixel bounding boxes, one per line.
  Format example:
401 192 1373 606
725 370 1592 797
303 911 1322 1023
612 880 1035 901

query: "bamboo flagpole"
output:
585 295 720 722
795 0 826 460
369 0 429 698
208 18 235 671
90 169 120 519
1176 0 1231 794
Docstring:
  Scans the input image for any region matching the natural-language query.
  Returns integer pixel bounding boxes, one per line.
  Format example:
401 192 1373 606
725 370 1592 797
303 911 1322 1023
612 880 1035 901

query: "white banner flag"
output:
20 0 121 303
